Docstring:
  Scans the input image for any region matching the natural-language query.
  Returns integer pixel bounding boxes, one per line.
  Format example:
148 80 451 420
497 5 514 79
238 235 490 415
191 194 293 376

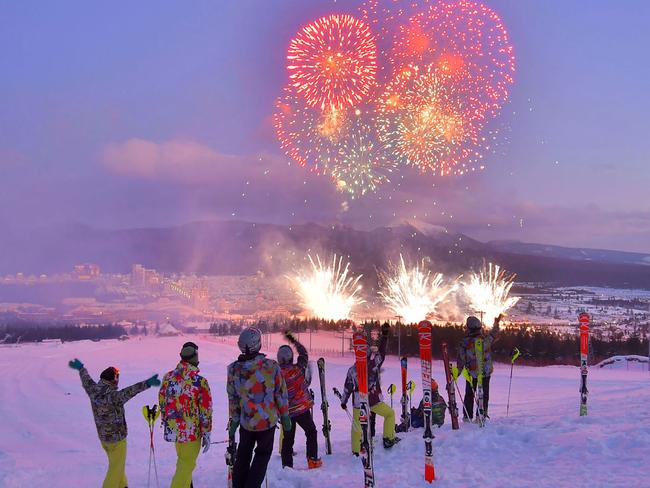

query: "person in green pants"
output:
69 358 160 488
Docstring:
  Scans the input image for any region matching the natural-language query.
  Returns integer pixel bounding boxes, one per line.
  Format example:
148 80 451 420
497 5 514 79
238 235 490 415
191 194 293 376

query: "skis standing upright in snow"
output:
317 357 333 454
418 320 436 483
399 356 410 431
441 342 460 430
353 332 375 487
475 338 486 427
225 418 237 488
579 313 590 416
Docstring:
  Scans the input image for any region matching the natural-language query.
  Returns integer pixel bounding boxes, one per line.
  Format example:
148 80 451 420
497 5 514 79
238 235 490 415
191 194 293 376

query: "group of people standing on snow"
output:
69 314 502 488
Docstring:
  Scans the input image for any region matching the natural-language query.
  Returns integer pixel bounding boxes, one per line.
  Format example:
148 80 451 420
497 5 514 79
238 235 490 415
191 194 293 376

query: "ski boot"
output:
383 436 402 449
308 457 323 469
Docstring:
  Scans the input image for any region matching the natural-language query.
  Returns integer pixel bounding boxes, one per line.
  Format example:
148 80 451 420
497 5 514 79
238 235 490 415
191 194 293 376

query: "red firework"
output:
390 0 516 117
287 14 378 110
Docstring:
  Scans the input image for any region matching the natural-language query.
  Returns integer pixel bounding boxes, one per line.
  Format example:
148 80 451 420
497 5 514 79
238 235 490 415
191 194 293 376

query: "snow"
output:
0 334 649 487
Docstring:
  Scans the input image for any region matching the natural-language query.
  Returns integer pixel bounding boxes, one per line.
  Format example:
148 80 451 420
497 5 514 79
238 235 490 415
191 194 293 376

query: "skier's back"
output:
159 342 212 488
277 330 321 469
227 327 291 488
340 323 400 453
458 314 502 419
69 358 160 488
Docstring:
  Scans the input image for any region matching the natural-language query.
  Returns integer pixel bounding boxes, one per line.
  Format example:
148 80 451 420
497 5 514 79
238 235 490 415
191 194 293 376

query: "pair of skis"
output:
579 313 590 416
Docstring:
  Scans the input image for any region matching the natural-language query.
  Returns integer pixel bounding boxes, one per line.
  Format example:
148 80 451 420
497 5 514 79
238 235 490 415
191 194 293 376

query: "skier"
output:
227 327 291 488
409 380 446 429
68 358 160 488
159 342 212 488
340 323 401 453
277 331 322 469
458 314 502 420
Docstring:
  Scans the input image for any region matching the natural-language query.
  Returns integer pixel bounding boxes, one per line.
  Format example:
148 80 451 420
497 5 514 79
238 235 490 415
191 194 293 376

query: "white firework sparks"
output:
462 262 520 326
288 254 364 320
379 255 457 324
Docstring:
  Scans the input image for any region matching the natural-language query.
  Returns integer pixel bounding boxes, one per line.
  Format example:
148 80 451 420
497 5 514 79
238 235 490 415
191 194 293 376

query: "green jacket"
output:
78 367 149 443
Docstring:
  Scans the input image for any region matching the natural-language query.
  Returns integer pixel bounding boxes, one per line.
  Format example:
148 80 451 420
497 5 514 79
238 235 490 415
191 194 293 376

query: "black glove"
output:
381 323 390 337
341 403 348 410
284 330 297 343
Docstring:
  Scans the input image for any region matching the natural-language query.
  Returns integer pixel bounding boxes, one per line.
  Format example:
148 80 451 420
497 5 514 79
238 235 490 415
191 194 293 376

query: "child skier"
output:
409 379 446 429
68 358 160 488
458 314 502 420
340 323 401 453
159 342 212 488
277 330 322 469
227 327 291 488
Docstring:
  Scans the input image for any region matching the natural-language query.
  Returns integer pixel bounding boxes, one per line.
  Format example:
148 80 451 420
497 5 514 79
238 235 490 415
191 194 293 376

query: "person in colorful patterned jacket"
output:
458 314 502 420
68 358 160 488
340 323 401 453
159 342 212 488
277 330 322 469
227 327 291 488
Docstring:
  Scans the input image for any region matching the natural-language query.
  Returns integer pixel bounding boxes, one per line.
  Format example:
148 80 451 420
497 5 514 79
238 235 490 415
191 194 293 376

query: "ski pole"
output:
506 347 521 417
387 384 396 409
406 380 415 412
333 387 361 432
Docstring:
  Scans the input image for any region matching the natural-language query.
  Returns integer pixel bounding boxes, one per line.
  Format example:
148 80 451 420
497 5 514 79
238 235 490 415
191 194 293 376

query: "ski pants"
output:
100 439 128 488
233 426 275 488
351 402 395 454
281 410 318 467
464 375 491 418
171 439 200 488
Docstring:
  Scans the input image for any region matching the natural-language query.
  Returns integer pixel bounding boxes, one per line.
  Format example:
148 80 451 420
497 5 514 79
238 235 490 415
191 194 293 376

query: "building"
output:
73 263 101 280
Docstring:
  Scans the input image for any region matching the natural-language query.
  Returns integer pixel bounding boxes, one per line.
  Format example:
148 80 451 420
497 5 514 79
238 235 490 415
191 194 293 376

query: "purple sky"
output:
1 0 648 253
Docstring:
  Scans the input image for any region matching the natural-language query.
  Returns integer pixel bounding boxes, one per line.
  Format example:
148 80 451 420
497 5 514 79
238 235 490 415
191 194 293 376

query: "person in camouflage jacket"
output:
340 324 401 452
159 342 212 488
277 331 321 469
69 358 159 488
227 327 290 488
458 314 502 419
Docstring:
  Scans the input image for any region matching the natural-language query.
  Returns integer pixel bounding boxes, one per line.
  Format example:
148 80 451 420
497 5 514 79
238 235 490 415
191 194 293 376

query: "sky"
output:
1 0 649 253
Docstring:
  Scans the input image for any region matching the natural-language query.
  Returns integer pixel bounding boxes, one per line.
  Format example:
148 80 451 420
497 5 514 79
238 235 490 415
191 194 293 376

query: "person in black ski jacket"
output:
277 331 322 469
340 323 401 453
69 358 160 488
458 314 502 419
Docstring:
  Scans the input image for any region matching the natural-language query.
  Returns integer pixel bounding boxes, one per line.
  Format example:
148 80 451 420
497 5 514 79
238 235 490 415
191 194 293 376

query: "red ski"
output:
579 313 590 416
418 320 435 482
353 332 375 487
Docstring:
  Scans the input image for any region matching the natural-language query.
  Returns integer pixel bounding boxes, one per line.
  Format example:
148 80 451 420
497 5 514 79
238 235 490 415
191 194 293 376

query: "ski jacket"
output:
227 353 289 432
159 361 212 443
77 367 149 444
458 321 500 378
279 340 313 418
341 333 387 408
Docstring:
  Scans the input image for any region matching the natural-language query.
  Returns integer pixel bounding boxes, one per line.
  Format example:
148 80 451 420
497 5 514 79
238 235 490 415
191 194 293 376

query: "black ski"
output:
226 419 237 488
317 357 333 455
441 342 460 430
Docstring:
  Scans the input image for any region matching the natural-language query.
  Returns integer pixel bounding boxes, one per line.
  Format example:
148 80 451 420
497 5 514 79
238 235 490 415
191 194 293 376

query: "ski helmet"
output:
180 341 199 365
277 345 293 365
466 316 482 331
238 327 262 354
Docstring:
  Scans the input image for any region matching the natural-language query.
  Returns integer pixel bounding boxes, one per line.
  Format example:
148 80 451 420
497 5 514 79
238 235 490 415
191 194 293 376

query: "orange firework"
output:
287 14 378 110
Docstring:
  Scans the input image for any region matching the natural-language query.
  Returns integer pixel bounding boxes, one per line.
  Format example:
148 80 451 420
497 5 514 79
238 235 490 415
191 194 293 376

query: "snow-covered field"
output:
1 334 648 487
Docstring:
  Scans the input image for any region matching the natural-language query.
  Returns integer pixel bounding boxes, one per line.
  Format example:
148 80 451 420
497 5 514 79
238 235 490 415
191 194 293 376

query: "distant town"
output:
1 263 648 342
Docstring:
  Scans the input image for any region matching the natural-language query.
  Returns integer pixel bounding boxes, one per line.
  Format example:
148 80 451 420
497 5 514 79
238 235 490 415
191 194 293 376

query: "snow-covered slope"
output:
0 334 648 487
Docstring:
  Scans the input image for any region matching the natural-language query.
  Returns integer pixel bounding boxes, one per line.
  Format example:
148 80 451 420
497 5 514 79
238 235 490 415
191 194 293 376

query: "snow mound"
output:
596 355 649 369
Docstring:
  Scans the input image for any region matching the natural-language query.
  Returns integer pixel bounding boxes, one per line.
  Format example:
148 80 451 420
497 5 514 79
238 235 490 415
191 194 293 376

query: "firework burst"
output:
288 254 364 320
462 262 520 326
287 14 378 110
379 254 457 324
377 65 485 175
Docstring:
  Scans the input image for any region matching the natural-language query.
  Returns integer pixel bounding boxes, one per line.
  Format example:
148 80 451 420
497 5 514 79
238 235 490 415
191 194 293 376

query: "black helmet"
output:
277 345 293 365
238 327 262 354
466 316 482 331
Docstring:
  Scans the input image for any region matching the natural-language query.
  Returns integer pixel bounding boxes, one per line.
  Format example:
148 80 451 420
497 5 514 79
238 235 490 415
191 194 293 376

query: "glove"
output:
228 419 239 437
494 314 503 326
145 374 161 387
284 330 298 344
381 323 390 336
201 432 211 453
281 414 292 432
68 359 84 370
341 403 348 410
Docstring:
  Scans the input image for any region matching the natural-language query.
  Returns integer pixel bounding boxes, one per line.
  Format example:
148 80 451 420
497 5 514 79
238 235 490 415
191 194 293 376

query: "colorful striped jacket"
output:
227 353 289 432
159 361 212 443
